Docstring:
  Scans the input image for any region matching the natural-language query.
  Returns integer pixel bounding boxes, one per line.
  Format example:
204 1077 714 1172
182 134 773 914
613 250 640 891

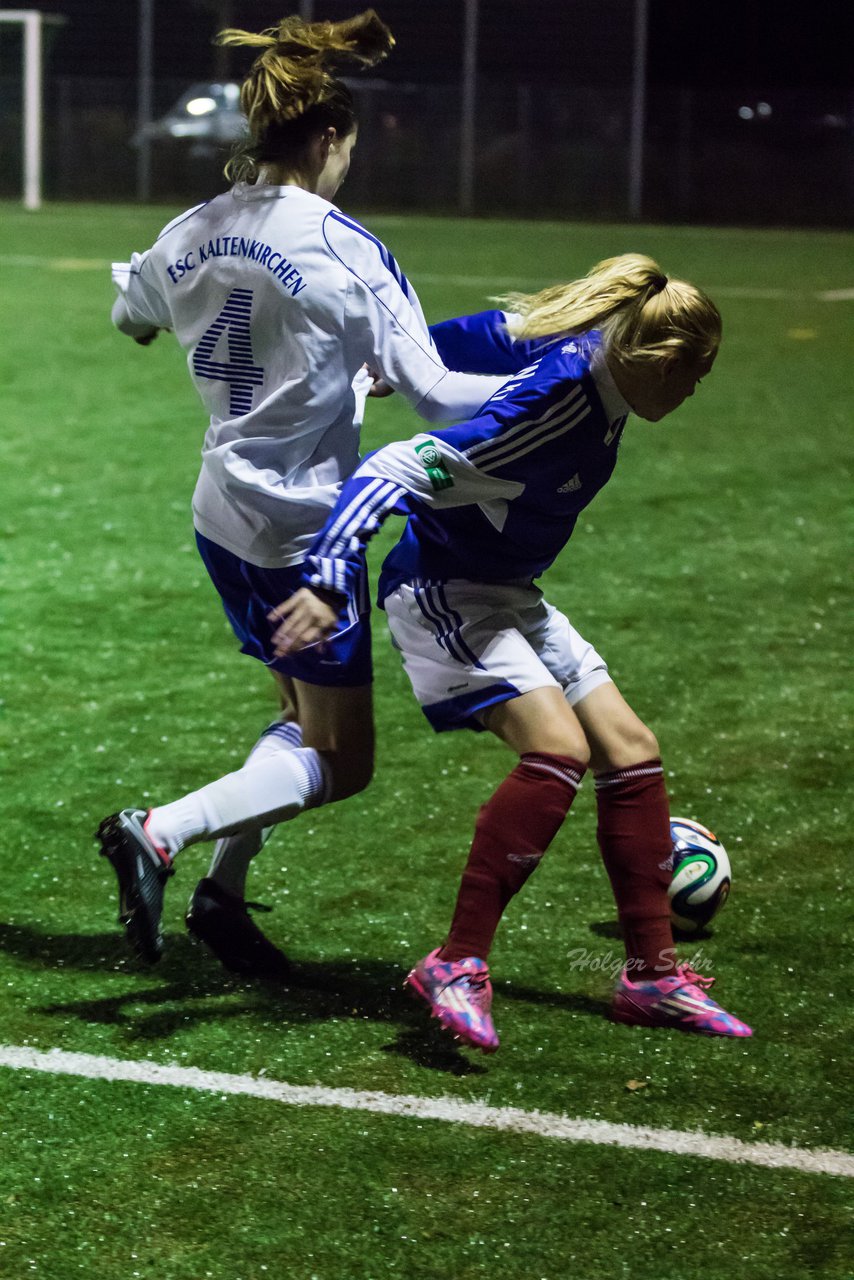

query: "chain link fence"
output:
1 14 851 224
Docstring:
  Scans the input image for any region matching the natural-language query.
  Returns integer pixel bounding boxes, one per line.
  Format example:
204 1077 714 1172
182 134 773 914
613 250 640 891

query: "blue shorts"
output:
195 532 373 687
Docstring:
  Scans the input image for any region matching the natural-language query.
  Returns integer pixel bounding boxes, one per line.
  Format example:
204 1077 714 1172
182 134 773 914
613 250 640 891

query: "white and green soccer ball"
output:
668 817 732 934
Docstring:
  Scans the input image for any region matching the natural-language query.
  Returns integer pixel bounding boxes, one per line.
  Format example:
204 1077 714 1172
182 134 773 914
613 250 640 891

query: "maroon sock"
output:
439 753 586 963
595 759 676 979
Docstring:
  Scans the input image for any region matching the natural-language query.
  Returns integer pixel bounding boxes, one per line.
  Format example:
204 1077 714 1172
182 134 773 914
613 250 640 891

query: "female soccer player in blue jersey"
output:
272 253 753 1046
97 10 509 972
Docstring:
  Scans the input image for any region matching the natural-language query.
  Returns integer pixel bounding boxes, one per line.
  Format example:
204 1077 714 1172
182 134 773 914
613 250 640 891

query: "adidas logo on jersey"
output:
557 472 581 493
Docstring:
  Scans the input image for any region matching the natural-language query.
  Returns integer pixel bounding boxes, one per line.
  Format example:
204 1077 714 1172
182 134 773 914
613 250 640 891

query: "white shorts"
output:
383 579 612 732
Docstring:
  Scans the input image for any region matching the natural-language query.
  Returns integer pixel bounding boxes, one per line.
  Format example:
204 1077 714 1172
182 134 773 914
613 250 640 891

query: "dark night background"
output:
1 0 852 221
7 0 851 89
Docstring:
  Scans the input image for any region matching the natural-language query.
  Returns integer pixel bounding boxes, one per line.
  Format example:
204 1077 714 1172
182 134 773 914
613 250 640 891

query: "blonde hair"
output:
501 253 721 368
218 10 394 183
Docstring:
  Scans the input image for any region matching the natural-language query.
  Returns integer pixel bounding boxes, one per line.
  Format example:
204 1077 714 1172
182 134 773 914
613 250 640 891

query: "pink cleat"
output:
405 949 499 1053
612 963 752 1038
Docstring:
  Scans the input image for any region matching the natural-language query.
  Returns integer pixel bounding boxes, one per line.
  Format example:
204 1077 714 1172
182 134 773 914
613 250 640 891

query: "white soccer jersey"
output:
114 184 505 567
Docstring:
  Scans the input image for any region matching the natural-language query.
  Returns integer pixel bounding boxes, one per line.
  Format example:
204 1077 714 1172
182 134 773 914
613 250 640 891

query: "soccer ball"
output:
668 817 732 934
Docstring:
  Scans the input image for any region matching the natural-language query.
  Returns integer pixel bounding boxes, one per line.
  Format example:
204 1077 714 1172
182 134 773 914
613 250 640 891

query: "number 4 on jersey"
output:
193 288 265 416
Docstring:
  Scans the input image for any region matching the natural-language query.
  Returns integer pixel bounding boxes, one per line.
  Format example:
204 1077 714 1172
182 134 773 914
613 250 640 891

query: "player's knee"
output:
630 723 660 761
604 722 660 769
566 734 591 768
529 731 591 767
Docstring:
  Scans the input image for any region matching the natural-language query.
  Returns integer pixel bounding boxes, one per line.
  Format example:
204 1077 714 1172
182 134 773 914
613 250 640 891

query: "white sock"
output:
205 720 303 896
146 746 329 857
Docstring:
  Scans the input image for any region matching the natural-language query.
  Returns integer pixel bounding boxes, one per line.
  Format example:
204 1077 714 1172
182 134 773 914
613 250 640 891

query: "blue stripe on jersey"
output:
134 200 213 281
326 210 411 299
153 200 211 245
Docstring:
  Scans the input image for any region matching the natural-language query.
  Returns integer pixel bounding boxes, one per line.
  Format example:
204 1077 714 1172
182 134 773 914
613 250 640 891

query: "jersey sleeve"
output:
429 310 556 375
304 431 522 595
322 212 506 423
111 251 171 331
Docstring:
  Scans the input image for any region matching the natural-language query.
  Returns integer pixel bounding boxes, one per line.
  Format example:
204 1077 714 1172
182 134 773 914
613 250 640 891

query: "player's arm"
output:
367 311 552 392
348 280 510 423
111 256 170 345
429 310 556 375
269 431 521 653
324 213 509 423
111 292 160 344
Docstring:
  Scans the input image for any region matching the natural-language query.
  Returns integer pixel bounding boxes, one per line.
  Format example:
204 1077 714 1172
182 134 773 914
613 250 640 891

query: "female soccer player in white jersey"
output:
272 253 753 1047
97 10 510 972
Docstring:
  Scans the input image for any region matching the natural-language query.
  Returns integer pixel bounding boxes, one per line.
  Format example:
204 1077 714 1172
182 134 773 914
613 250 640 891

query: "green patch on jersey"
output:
415 439 454 491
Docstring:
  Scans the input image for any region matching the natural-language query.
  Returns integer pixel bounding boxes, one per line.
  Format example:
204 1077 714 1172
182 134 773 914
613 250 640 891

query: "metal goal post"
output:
0 9 65 209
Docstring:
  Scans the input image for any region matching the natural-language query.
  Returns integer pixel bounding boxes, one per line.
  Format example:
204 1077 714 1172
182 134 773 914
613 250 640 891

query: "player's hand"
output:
268 588 341 656
134 328 160 346
364 365 394 398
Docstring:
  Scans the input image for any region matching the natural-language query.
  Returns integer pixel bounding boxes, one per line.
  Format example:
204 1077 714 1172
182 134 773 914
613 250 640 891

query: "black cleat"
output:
96 809 174 963
186 878 290 978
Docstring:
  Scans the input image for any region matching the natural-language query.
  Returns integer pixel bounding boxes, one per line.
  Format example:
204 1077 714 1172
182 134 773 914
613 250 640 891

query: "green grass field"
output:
0 203 852 1279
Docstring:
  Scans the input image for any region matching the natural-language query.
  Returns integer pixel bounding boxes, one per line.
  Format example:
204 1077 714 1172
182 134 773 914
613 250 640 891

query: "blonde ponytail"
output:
219 9 394 182
502 253 721 368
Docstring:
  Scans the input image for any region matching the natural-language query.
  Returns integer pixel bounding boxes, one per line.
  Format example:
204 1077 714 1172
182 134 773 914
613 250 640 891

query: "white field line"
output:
0 254 851 302
411 278 812 297
0 253 110 270
1 1044 852 1178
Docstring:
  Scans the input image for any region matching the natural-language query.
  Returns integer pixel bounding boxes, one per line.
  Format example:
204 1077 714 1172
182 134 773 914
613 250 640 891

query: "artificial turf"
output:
0 202 851 1278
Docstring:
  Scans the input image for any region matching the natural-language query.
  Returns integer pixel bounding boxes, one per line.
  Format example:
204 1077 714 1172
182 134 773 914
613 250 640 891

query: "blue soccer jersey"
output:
429 309 558 375
303 327 631 602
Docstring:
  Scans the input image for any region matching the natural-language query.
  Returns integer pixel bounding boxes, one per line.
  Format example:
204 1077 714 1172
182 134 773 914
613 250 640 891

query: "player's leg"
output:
204 671 302 902
184 679 374 976
171 678 371 855
163 660 374 970
160 540 323 867
406 687 588 1053
572 682 674 978
272 670 299 724
291 679 375 801
439 686 588 961
387 581 588 1050
96 704 333 965
97 538 372 965
176 594 374 976
185 672 304 977
573 681 751 1036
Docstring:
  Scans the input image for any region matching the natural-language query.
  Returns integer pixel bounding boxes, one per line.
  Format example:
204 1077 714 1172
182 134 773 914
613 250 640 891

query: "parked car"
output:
134 81 246 154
